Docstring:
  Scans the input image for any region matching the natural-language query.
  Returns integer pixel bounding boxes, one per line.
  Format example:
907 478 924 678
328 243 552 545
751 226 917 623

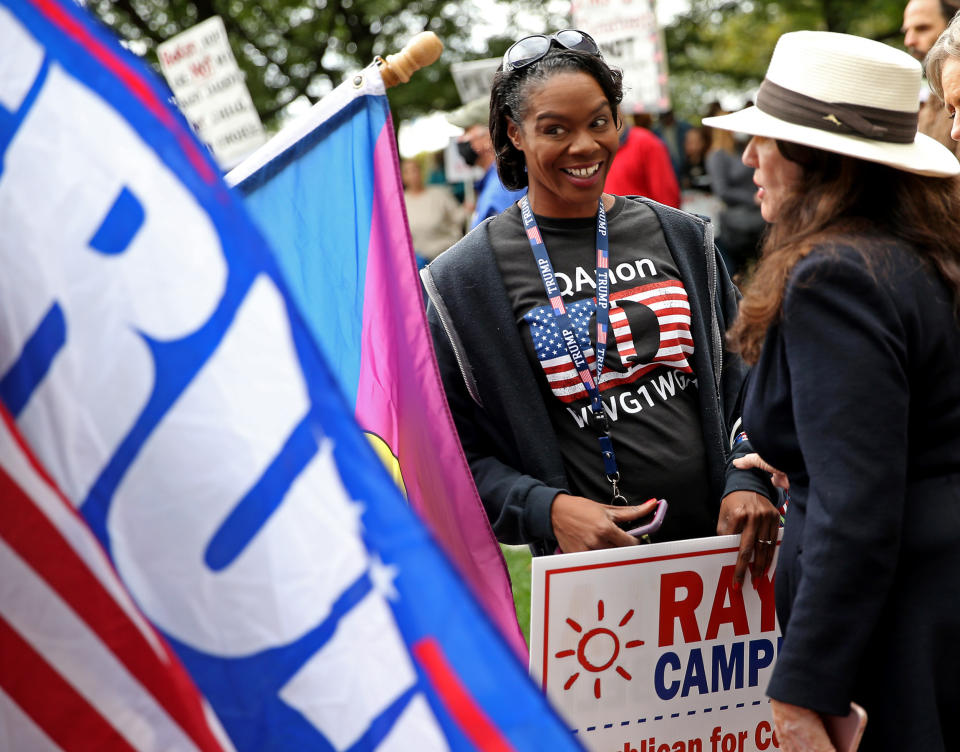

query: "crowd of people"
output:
407 4 960 750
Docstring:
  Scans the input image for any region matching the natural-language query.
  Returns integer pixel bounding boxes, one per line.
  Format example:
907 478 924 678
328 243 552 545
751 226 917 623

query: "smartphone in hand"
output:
823 702 867 752
624 498 668 538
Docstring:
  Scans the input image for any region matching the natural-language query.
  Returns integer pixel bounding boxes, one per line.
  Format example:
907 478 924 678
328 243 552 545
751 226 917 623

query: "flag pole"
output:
375 31 443 88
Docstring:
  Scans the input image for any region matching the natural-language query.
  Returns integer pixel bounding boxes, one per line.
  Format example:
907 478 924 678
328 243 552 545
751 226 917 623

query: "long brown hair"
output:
729 139 960 363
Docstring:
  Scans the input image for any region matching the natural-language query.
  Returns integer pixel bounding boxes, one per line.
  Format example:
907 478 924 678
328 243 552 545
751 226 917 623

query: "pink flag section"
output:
0 408 231 752
356 119 527 659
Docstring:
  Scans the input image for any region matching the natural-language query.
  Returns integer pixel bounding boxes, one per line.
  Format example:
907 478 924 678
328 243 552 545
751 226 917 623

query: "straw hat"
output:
703 31 960 177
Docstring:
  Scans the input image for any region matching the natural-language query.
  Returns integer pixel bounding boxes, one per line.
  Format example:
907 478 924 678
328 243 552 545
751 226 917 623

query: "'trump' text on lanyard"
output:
519 195 627 505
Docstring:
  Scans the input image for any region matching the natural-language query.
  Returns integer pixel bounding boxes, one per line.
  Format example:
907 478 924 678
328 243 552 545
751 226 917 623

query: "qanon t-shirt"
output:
489 195 713 541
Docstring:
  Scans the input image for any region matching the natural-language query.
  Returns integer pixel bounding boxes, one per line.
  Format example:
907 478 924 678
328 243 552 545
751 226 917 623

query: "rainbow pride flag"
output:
228 67 526 657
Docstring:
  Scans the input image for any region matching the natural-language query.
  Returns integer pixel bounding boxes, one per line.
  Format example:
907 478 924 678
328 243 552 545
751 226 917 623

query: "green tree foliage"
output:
664 0 907 121
89 0 455 126
89 0 565 129
385 0 573 123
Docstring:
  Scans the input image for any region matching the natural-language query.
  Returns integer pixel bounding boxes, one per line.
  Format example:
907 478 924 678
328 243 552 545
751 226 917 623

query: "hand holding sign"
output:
717 490 781 587
551 493 659 552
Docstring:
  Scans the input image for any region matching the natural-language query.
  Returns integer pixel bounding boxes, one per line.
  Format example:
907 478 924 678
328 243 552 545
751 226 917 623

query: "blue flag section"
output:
0 0 581 749
230 92 385 406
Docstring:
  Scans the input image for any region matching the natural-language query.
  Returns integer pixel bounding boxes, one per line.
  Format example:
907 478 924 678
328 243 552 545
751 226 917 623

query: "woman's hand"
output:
771 700 835 752
551 494 658 553
718 489 780 586
733 452 790 490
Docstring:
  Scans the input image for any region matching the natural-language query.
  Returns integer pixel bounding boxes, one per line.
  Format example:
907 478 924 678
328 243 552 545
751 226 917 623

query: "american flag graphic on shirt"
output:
524 280 694 403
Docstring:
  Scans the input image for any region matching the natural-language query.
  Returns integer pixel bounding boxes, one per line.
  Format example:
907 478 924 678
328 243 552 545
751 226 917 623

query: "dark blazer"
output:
745 241 960 750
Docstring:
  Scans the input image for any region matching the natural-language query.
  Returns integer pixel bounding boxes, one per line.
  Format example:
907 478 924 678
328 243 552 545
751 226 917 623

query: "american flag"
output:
0 408 229 752
524 280 694 403
526 226 543 245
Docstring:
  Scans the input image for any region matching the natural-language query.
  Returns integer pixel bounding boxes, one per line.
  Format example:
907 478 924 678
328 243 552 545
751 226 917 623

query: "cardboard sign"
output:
443 136 485 184
450 57 501 105
572 0 670 113
531 534 782 752
157 16 265 168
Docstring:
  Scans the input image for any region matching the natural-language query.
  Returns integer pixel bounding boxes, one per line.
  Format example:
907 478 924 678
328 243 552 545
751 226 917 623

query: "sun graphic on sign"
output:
555 599 644 699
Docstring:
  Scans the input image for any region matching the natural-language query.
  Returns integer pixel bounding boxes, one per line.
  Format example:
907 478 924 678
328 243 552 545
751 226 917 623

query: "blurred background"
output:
89 0 908 136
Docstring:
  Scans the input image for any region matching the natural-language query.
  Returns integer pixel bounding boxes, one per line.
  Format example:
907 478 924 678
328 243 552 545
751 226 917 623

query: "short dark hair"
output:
942 1 960 23
488 49 624 190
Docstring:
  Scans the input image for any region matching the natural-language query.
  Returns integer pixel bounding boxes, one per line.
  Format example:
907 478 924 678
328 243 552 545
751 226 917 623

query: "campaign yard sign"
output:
531 534 783 752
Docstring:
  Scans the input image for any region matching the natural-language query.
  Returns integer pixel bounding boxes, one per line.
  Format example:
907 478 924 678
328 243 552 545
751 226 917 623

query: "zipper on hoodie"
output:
686 212 727 470
421 267 484 407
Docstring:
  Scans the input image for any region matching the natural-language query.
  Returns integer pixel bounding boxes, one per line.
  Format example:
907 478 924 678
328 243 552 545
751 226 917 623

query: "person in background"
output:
705 30 960 750
925 8 960 140
704 100 725 118
677 124 724 235
705 122 766 276
653 108 692 181
604 109 680 206
426 149 464 203
902 0 960 155
401 158 465 266
446 97 525 228
681 126 712 192
423 30 777 563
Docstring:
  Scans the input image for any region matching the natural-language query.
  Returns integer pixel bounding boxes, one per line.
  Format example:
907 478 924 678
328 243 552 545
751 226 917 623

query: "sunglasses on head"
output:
501 29 601 72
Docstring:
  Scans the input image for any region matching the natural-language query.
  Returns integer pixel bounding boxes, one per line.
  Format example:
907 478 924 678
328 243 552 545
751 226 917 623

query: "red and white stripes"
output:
0 408 231 752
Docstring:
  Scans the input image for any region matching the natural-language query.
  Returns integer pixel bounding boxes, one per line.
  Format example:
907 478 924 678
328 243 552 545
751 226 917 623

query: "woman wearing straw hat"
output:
705 31 960 751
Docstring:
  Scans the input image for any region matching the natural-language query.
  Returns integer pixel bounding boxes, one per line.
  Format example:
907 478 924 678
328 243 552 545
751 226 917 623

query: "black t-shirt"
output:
489 195 713 541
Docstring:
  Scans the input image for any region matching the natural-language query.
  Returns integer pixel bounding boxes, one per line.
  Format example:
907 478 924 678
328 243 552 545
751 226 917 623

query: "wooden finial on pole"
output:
376 31 443 88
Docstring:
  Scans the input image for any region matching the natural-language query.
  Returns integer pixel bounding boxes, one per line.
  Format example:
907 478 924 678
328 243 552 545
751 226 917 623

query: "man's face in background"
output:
903 0 948 59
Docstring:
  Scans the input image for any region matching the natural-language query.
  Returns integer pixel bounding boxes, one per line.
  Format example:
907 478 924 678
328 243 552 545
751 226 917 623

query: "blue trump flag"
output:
0 0 581 749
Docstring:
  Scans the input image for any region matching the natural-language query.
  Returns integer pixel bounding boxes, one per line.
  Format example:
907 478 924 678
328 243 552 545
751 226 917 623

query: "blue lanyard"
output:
519 196 625 503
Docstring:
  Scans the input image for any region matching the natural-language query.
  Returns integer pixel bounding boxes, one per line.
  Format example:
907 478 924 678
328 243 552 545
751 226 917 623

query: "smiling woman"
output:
420 31 778 571
505 71 619 218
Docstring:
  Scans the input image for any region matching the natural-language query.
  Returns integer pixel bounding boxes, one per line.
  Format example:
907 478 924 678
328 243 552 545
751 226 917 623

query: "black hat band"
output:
756 78 918 144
